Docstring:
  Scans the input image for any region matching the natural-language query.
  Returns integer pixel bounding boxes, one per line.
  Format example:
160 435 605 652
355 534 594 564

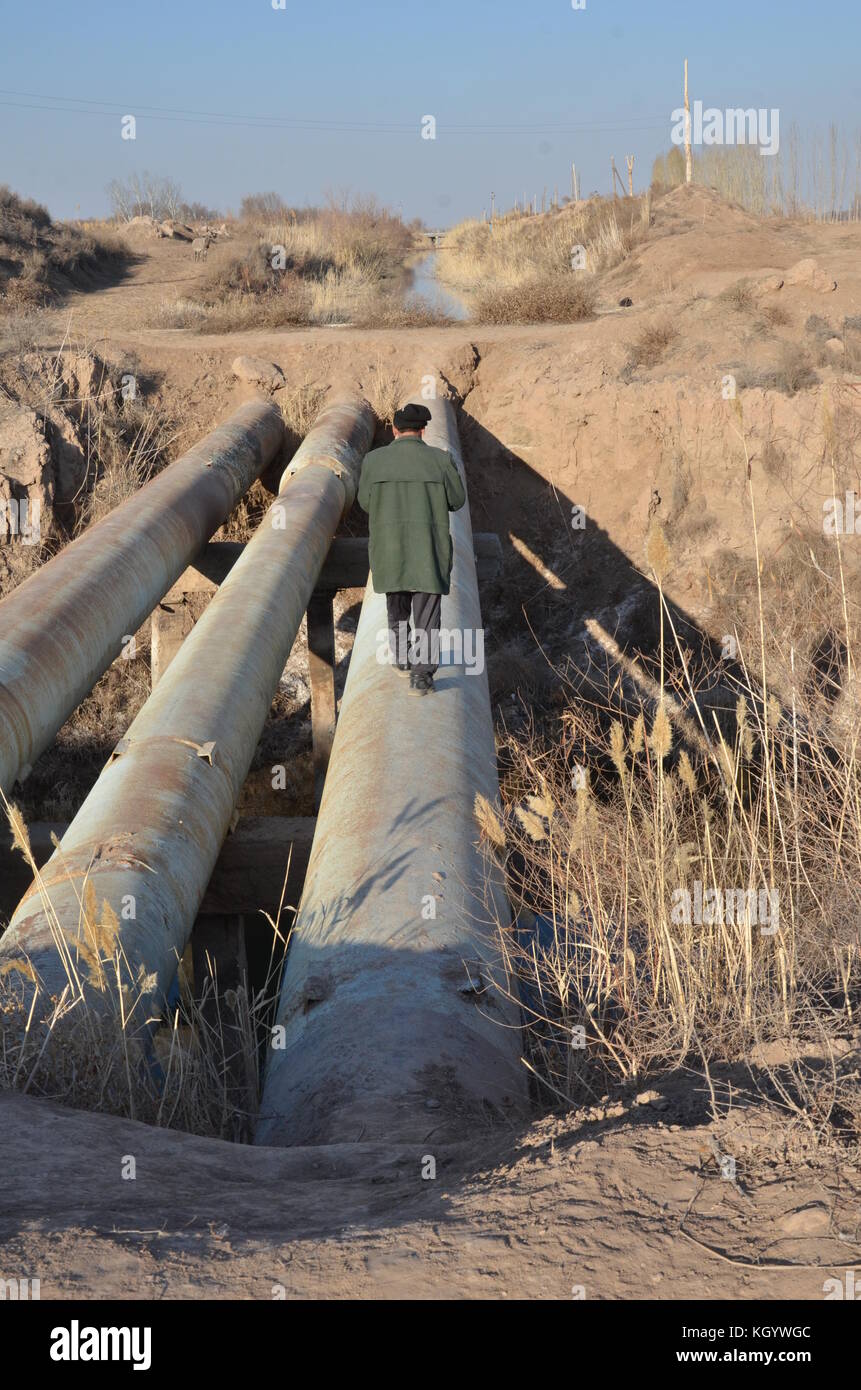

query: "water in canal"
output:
404 250 469 320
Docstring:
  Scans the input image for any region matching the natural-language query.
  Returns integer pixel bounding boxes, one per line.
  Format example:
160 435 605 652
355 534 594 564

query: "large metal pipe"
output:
0 400 284 796
256 396 528 1148
0 398 375 1008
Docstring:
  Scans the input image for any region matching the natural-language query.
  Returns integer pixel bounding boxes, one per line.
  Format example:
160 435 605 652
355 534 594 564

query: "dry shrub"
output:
352 296 453 329
473 275 596 325
805 313 835 342
756 303 791 330
625 318 679 370
773 343 819 395
719 278 756 312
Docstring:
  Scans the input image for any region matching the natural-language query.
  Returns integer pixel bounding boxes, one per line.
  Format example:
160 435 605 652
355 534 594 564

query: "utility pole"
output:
571 162 578 201
554 184 558 208
684 58 693 184
490 190 495 231
541 187 546 213
626 155 635 197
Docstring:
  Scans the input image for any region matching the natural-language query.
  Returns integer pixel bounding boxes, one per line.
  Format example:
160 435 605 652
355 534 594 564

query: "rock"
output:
784 257 837 293
231 355 286 393
44 409 88 504
619 297 634 308
634 1089 668 1109
61 352 111 410
753 273 784 296
439 342 479 400
779 1203 830 1237
0 403 54 539
159 221 195 242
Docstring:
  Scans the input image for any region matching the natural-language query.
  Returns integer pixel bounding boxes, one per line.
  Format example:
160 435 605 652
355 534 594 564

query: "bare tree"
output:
106 172 185 222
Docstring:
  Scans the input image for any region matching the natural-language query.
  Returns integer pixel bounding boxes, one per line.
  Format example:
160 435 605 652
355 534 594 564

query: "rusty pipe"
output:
0 398 375 1009
0 400 285 797
279 394 373 509
256 395 528 1148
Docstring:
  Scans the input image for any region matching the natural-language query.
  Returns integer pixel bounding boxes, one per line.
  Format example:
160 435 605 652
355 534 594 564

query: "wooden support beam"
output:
1 817 315 923
306 591 337 812
162 533 503 603
151 598 194 686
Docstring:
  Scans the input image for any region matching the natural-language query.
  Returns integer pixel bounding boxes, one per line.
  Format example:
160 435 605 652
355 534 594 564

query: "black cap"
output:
393 402 432 431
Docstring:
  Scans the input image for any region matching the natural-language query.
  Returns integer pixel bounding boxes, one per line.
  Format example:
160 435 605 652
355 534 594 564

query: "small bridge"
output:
423 228 447 247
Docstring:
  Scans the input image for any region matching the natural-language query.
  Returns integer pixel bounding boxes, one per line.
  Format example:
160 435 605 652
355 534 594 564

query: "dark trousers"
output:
386 591 442 676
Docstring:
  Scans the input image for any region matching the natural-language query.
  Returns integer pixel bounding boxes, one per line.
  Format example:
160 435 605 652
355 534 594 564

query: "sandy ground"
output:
2 186 861 1299
3 1085 859 1300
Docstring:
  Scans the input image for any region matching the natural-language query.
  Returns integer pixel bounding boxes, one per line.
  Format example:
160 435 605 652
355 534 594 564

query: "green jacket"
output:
357 436 466 595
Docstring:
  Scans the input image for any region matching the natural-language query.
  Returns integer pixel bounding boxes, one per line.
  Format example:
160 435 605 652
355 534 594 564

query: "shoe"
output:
392 662 412 678
409 672 435 696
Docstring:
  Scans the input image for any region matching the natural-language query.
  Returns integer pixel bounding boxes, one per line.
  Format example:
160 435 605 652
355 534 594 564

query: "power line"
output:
0 87 669 136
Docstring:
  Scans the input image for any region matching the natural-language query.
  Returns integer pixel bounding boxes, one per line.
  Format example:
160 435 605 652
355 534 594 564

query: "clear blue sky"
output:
1 0 858 224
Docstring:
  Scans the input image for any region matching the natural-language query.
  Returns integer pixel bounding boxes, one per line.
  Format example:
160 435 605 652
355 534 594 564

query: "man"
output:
357 401 466 695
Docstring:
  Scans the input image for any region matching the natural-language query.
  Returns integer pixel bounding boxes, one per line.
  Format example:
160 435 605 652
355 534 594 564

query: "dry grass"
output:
77 395 182 530
0 793 294 1141
437 197 650 323
363 356 407 427
732 344 820 396
441 197 647 290
151 198 423 331
477 412 861 1145
0 186 129 312
279 380 329 440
